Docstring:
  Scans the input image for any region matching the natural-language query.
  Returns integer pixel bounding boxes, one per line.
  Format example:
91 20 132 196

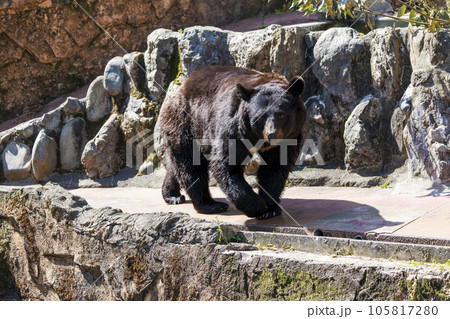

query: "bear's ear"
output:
236 83 255 101
285 76 305 97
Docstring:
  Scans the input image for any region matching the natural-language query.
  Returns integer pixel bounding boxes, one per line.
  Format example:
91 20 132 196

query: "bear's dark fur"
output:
159 66 306 219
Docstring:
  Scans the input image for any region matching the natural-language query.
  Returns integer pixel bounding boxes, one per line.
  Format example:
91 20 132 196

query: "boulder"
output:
390 85 412 155
145 29 182 103
38 108 62 133
32 130 58 182
302 90 344 165
409 28 450 72
404 69 450 184
60 118 88 171
15 121 38 139
61 97 85 122
103 56 124 96
123 52 148 96
121 96 159 171
368 27 411 101
121 96 159 141
313 28 371 104
344 95 382 169
85 76 113 122
179 26 234 76
227 25 279 72
269 26 309 81
402 29 450 184
81 114 122 179
1 141 32 181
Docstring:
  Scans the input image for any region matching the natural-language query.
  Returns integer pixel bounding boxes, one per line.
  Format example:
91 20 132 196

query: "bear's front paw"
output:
238 194 268 218
164 195 186 205
256 206 281 220
195 201 229 214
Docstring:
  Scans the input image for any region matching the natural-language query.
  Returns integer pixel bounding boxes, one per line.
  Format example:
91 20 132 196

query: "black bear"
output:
159 66 306 219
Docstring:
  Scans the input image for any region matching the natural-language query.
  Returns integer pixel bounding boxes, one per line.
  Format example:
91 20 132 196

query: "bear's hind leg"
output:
175 152 228 214
186 168 229 214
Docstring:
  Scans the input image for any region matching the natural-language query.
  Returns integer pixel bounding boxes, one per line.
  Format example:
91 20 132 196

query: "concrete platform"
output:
70 186 450 245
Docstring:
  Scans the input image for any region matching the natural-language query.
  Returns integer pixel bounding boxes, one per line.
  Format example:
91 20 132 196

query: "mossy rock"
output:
251 268 344 301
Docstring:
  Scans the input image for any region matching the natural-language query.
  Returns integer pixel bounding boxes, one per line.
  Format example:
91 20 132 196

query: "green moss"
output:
173 47 184 86
406 278 450 301
130 87 144 100
252 268 344 301
335 246 354 256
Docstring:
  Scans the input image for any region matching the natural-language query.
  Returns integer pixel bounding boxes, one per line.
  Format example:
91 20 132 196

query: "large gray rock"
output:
15 121 38 139
60 97 86 123
368 27 411 101
60 118 88 171
38 108 62 133
85 76 113 122
390 85 412 155
81 114 122 179
121 96 159 141
302 90 344 165
404 69 450 184
409 28 450 72
344 95 382 169
32 130 58 182
124 52 148 96
179 26 235 76
269 26 309 81
402 29 450 184
103 56 124 96
1 141 31 181
145 29 182 103
121 96 159 172
227 25 279 72
313 28 371 103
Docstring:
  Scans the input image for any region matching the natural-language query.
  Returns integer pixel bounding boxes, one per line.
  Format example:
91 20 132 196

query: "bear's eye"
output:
277 113 286 120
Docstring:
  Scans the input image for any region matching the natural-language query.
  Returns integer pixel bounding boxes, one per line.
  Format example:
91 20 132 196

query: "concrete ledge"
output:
240 231 450 263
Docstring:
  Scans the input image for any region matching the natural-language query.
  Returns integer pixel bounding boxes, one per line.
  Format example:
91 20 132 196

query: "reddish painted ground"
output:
70 186 450 241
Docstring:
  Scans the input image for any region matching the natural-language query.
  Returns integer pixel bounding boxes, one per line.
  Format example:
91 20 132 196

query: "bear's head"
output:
237 77 306 145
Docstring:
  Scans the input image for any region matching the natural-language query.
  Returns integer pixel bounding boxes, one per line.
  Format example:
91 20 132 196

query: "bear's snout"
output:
263 120 283 142
266 130 277 140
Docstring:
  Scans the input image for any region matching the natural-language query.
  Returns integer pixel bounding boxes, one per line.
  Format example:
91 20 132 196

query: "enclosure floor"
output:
70 186 450 241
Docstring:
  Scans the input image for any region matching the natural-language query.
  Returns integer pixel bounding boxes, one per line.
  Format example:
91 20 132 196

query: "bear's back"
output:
180 66 288 101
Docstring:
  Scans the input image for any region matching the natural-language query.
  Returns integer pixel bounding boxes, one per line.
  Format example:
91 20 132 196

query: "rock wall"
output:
1 184 449 300
0 0 280 123
0 25 449 185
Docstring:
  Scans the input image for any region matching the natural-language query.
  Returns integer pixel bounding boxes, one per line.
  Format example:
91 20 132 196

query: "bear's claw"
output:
165 195 186 205
256 208 282 220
